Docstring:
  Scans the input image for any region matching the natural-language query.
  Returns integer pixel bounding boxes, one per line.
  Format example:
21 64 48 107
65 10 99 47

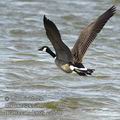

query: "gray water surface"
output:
0 0 120 120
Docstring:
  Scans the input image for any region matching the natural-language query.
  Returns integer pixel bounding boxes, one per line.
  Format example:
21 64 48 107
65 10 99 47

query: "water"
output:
0 0 120 120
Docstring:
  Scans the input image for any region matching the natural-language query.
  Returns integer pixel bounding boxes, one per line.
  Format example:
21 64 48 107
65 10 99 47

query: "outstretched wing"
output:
72 6 116 63
43 16 72 62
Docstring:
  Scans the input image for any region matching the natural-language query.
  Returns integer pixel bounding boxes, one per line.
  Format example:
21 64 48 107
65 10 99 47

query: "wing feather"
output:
44 16 72 62
72 6 116 63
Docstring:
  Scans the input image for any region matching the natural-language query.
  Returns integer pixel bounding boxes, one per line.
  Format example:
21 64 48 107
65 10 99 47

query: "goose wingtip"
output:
111 5 116 14
112 5 116 8
43 15 47 21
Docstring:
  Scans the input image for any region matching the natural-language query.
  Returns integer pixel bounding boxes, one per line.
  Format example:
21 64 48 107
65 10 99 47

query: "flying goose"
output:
39 6 116 76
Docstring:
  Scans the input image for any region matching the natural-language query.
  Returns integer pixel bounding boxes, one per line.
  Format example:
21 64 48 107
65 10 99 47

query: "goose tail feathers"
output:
70 65 95 76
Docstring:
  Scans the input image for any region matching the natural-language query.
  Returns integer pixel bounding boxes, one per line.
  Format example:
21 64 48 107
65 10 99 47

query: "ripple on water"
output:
0 0 120 119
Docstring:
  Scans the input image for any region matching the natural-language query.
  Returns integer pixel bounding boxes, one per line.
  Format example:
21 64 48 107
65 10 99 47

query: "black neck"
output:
46 48 56 58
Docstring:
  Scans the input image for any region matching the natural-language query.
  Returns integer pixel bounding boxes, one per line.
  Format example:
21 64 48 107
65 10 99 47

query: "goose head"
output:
38 46 56 58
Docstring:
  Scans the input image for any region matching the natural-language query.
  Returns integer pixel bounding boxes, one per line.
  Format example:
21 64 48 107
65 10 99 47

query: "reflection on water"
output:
0 0 120 120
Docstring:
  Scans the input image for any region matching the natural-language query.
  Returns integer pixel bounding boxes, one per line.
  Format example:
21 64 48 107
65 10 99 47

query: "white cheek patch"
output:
43 47 47 52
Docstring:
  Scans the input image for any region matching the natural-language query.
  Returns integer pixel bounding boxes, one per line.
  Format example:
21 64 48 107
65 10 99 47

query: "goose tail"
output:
70 65 95 76
74 68 95 76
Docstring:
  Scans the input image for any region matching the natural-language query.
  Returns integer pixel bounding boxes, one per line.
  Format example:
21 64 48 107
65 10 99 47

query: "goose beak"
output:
38 48 42 51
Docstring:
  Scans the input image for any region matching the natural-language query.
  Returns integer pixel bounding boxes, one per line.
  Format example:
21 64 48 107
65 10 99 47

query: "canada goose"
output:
39 6 116 76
